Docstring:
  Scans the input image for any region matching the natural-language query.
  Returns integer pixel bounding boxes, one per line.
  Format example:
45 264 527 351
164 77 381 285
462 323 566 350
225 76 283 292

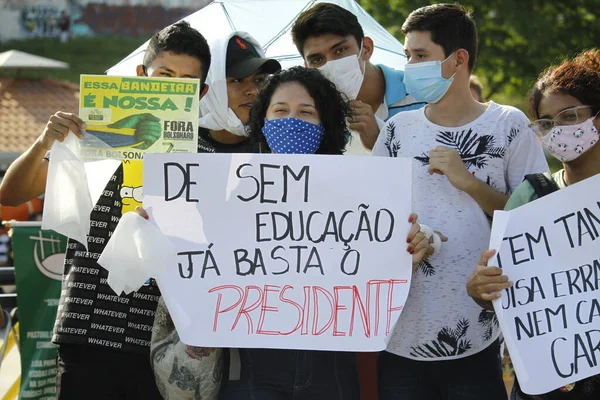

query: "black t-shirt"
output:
197 127 259 153
52 128 258 353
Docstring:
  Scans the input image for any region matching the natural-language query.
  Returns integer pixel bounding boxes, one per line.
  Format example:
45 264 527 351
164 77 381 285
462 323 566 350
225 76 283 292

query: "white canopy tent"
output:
0 50 69 69
106 0 407 76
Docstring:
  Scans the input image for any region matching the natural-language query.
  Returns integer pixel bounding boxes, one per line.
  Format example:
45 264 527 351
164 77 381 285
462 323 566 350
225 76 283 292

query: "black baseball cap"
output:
226 36 281 79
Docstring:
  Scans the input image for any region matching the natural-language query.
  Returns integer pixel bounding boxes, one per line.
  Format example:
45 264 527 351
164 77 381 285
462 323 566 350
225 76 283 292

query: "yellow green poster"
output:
79 75 200 158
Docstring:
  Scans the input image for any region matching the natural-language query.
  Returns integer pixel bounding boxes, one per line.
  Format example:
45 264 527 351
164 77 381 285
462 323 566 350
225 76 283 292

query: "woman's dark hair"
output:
248 66 351 155
530 49 600 119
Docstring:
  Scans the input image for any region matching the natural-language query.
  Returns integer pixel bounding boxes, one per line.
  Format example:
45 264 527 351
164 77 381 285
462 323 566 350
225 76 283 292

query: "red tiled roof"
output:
0 78 79 153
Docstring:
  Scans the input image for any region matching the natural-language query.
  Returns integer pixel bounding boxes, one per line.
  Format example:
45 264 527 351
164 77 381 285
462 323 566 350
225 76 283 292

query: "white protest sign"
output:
491 173 600 394
143 153 412 351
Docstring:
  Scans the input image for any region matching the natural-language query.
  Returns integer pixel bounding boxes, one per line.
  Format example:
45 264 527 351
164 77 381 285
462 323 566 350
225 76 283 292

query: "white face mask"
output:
318 45 365 101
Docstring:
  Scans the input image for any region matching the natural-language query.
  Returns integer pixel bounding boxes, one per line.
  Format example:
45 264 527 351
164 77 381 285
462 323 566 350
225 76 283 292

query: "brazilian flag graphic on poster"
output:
79 75 200 159
11 225 67 400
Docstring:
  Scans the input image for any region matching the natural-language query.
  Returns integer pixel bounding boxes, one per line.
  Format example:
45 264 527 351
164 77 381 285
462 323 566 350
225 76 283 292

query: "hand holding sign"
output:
107 113 162 150
40 112 86 150
466 249 512 310
406 213 448 267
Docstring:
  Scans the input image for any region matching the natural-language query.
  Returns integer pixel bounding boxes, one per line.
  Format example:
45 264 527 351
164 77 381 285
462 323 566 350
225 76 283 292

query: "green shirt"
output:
504 169 568 211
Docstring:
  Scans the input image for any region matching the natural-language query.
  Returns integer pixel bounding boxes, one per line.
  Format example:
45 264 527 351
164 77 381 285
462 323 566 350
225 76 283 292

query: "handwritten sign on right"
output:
491 173 600 395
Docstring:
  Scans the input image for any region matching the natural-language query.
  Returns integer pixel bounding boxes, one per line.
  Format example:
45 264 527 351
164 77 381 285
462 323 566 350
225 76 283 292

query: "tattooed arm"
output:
428 146 508 216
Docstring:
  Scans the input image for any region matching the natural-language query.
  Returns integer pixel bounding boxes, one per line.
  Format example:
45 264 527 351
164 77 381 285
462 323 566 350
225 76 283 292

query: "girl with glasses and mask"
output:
216 66 437 400
466 48 600 400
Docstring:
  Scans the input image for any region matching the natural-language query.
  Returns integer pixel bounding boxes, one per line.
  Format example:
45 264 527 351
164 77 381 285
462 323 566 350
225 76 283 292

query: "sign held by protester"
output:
143 153 413 351
491 173 600 395
79 75 200 158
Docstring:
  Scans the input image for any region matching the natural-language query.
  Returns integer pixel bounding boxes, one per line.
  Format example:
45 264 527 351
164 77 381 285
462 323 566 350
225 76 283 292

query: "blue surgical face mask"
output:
262 117 325 154
403 53 457 104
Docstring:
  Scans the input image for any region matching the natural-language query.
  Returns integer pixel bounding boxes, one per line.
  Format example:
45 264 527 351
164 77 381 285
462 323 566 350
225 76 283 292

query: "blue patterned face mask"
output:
262 118 325 154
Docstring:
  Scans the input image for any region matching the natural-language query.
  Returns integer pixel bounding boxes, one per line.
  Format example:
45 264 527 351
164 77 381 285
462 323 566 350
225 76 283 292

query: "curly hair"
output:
530 49 600 118
248 66 351 155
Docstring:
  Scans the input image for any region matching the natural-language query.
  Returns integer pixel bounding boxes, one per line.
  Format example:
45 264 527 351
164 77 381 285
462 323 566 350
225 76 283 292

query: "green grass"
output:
0 36 146 84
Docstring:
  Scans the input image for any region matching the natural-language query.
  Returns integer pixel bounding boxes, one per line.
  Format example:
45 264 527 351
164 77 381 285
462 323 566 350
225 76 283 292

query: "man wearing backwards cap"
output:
149 31 281 400
197 33 281 149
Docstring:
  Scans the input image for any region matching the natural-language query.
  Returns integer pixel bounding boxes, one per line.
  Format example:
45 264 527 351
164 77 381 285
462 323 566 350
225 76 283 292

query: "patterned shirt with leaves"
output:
372 101 549 361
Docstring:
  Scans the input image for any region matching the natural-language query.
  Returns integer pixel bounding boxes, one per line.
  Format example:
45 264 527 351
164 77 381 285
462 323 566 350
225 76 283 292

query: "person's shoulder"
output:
378 64 409 106
386 107 423 125
488 102 529 124
378 64 403 80
505 179 538 210
484 102 534 144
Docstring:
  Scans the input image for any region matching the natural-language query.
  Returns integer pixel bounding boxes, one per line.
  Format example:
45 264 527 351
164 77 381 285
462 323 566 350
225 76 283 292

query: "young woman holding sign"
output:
466 49 600 399
138 66 438 400
208 66 438 400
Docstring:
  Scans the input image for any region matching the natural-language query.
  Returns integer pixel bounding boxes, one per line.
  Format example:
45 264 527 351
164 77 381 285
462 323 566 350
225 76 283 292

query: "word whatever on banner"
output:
491 173 600 395
143 153 413 352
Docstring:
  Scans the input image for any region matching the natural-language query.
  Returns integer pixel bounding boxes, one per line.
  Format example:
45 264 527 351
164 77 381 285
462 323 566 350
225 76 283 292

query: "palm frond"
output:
459 129 480 154
414 153 430 165
411 318 473 358
423 343 443 358
384 122 400 157
437 130 458 147
508 127 519 145
410 345 434 358
470 135 494 155
456 339 473 355
417 260 436 276
455 318 470 339
486 147 506 158
431 340 451 357
484 325 494 341
473 157 489 169
438 328 457 349
478 309 493 326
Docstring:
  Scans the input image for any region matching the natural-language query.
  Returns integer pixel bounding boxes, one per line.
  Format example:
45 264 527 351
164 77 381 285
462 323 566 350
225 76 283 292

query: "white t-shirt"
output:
372 101 549 361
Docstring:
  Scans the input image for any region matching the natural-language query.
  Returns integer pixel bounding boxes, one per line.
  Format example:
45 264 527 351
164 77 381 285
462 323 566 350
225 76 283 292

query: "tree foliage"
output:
360 0 600 101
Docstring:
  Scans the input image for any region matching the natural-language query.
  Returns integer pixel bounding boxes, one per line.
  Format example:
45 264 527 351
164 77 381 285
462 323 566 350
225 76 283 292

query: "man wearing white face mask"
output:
372 4 548 399
198 33 281 149
291 3 425 155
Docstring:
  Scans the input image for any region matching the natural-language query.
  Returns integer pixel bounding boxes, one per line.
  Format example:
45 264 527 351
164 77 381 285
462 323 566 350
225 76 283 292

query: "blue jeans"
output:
219 349 360 400
378 340 507 400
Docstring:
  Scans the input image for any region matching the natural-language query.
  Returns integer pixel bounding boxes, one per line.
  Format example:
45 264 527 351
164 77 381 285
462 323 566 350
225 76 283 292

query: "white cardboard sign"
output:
491 173 600 394
143 153 413 351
